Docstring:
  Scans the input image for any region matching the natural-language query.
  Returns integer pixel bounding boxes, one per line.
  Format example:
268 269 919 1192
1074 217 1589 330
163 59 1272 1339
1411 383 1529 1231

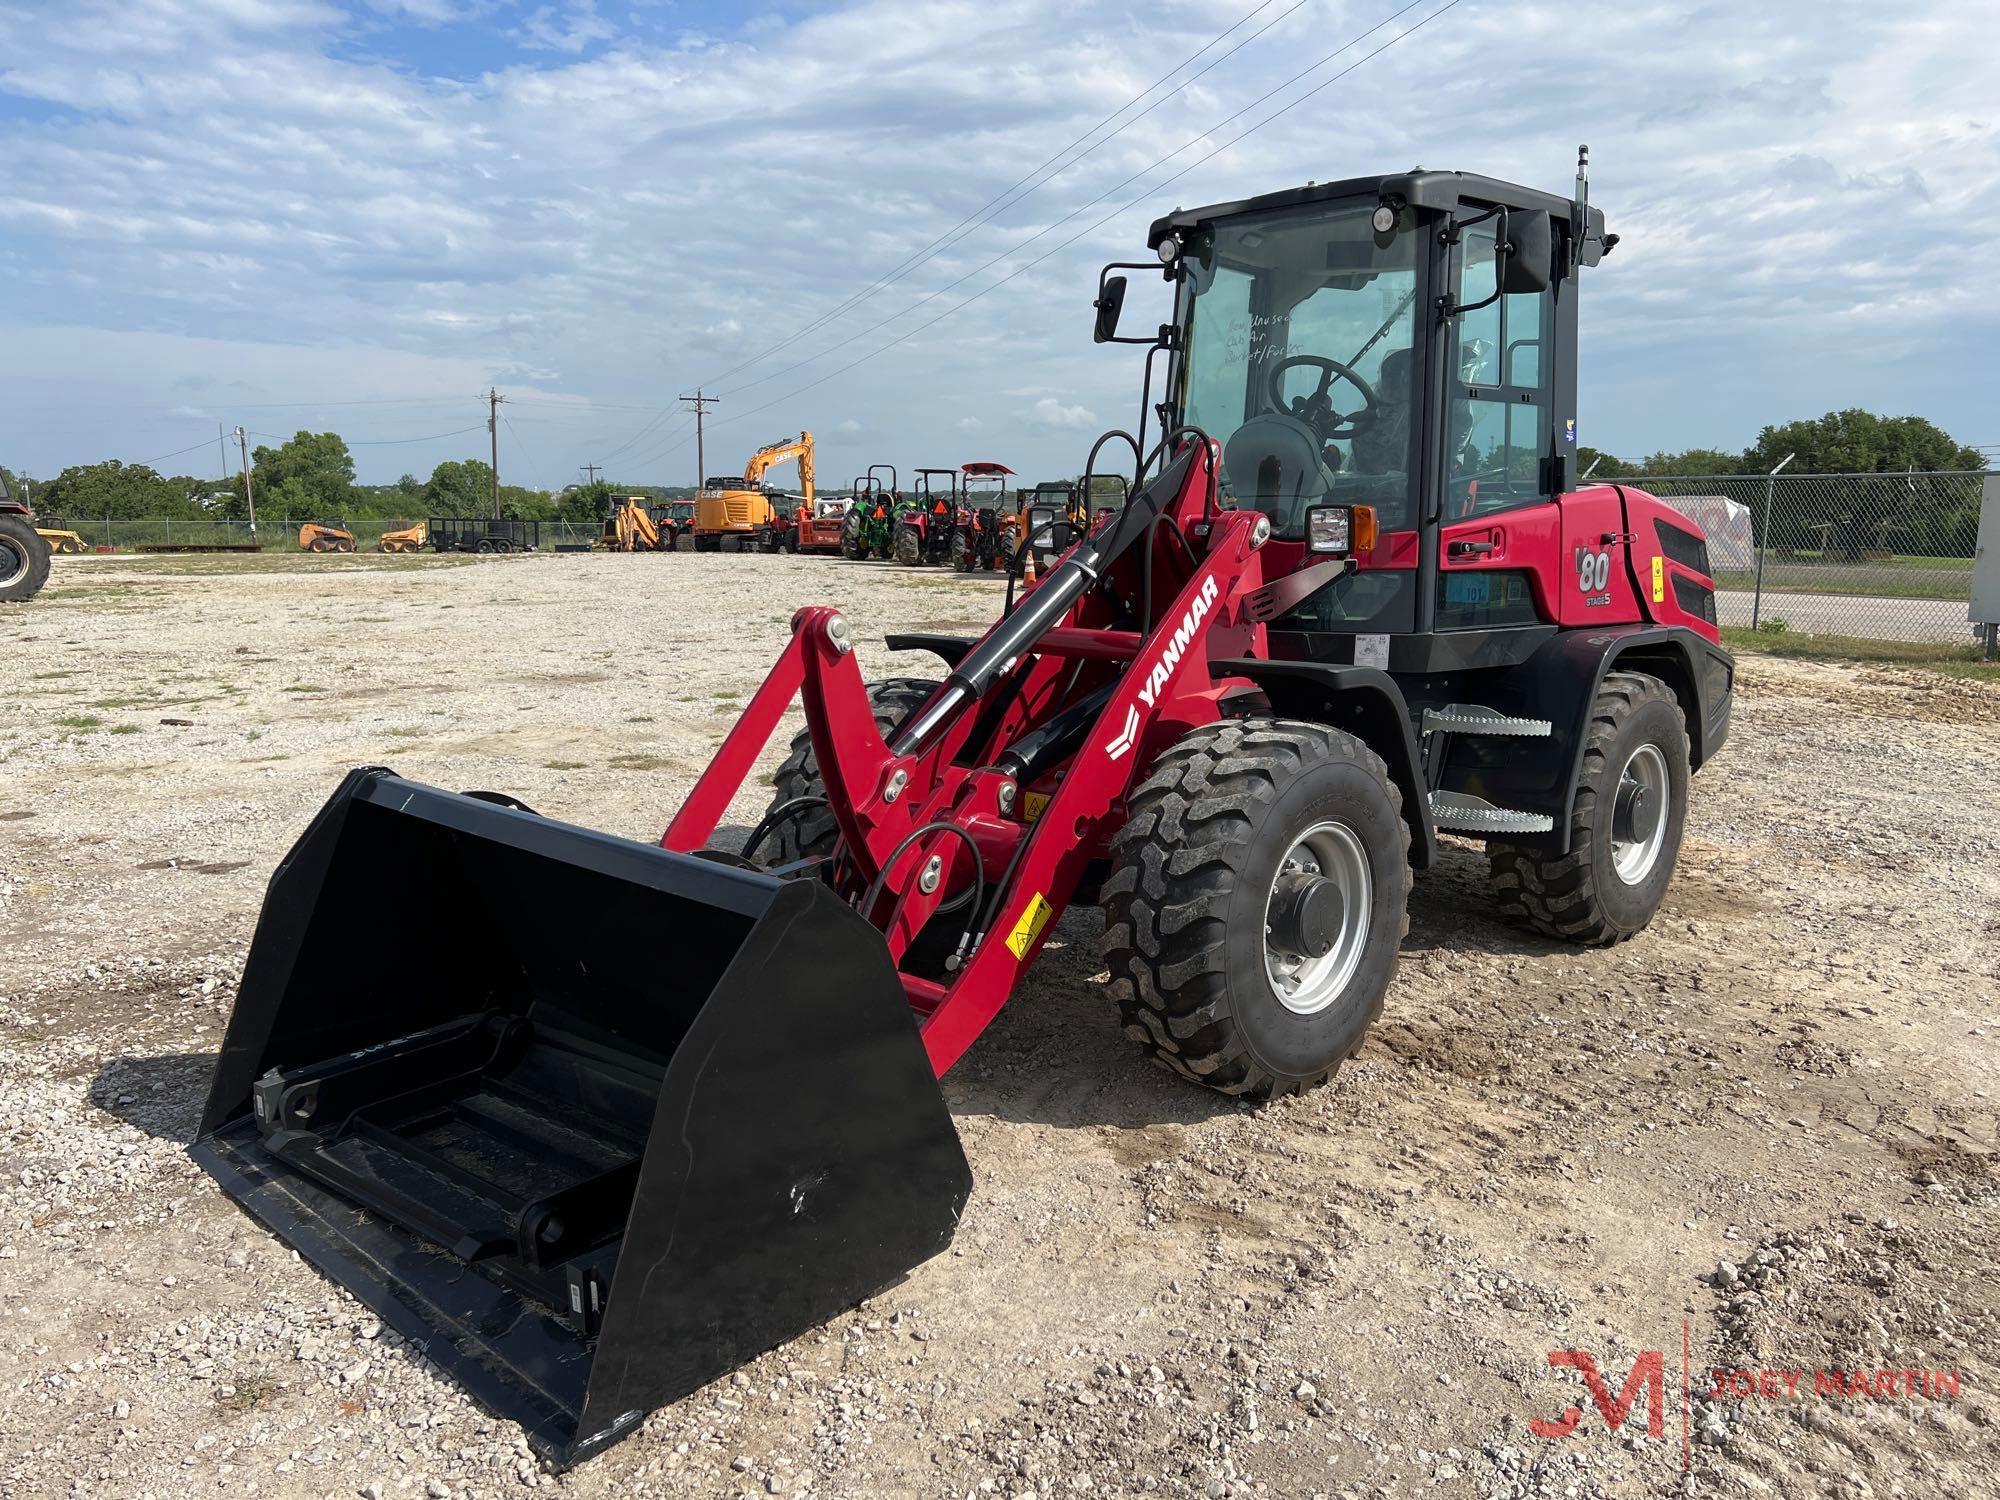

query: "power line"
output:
698 0 1309 390
349 425 490 446
712 0 1445 405
135 437 224 466
706 0 1461 437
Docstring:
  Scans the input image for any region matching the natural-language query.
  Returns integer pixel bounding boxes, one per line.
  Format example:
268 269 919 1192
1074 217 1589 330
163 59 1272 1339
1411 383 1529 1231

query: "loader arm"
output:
661 439 1270 1075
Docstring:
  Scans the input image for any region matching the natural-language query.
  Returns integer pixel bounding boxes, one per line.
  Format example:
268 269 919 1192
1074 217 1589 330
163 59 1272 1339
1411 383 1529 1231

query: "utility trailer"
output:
428 516 541 554
195 153 1731 1467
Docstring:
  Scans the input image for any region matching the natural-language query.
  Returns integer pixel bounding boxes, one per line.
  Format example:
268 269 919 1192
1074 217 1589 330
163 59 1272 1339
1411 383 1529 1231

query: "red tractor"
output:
191 156 1731 1467
951 460 1016 572
893 467 960 566
0 471 52 602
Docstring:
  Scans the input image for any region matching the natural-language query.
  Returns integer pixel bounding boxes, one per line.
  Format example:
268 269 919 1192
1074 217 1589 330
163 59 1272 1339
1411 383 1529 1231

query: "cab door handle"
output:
1448 539 1494 558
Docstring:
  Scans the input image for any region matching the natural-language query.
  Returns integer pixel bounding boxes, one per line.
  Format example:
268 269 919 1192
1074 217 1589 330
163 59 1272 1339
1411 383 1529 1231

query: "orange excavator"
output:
692 431 814 552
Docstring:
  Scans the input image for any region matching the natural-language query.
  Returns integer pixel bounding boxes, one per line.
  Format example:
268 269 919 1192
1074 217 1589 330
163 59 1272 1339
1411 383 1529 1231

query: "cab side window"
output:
1445 220 1552 518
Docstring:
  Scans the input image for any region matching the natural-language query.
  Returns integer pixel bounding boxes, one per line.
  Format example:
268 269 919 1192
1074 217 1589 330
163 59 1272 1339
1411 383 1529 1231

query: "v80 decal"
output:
1575 546 1613 606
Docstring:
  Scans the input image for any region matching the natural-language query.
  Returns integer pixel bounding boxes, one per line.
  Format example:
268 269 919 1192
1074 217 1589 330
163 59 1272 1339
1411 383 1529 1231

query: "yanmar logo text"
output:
1107 575 1220 760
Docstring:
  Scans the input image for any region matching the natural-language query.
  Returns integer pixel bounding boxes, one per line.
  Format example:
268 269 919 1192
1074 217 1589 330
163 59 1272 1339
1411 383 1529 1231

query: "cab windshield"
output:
1175 197 1421 534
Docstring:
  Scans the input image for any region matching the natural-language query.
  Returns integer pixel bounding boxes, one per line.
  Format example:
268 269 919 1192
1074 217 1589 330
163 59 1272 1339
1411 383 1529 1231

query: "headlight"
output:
1157 234 1181 265
1306 505 1352 553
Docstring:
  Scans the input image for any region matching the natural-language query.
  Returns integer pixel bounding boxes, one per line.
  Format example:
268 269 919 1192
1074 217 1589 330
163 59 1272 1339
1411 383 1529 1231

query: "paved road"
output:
1716 588 1973 643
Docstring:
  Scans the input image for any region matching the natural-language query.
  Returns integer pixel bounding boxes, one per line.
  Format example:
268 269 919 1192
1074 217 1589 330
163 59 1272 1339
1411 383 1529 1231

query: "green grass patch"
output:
544 759 587 771
607 753 672 771
282 683 325 694
55 713 105 730
1713 564 1969 601
109 723 142 735
31 670 76 680
1722 627 2000 681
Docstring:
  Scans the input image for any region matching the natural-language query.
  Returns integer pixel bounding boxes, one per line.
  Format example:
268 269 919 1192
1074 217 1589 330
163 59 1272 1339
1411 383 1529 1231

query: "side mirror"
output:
1093 275 1128 344
1503 209 1553 294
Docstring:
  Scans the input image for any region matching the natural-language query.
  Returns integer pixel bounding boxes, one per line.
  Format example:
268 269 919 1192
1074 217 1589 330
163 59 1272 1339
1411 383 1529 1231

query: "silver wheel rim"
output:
0 539 26 588
1611 742 1670 884
1263 819 1372 1016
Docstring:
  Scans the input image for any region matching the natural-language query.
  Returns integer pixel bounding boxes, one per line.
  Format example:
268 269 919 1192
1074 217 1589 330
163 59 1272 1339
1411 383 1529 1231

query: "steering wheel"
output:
1263 355 1377 442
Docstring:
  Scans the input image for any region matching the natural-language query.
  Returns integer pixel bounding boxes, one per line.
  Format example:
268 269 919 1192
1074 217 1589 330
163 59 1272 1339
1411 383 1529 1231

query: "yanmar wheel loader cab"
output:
1132 156 1730 956
192 153 1730 1470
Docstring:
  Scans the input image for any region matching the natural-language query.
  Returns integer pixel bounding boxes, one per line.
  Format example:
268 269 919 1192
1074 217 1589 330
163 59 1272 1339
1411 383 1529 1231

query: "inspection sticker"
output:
1005 892 1055 960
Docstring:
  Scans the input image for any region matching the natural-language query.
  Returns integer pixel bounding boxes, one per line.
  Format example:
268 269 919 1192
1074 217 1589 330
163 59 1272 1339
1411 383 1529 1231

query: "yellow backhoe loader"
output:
35 516 89 554
378 522 426 554
692 431 814 552
598 495 670 553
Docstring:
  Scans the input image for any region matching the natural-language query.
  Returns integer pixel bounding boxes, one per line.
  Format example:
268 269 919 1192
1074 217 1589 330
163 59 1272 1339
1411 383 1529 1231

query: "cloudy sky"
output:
2 0 1996 490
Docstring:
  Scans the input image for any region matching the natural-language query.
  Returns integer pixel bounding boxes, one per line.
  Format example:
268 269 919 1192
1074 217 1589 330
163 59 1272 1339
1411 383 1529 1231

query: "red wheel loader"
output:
192 154 1732 1467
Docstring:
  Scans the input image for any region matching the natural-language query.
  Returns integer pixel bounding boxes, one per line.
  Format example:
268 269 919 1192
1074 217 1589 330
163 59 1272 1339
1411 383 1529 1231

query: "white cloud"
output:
0 0 1994 486
517 0 620 54
955 416 981 433
1028 397 1095 432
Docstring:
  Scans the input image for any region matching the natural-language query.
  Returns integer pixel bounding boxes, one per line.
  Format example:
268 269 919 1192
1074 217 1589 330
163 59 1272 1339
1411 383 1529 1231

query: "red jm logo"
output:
1529 1350 1667 1440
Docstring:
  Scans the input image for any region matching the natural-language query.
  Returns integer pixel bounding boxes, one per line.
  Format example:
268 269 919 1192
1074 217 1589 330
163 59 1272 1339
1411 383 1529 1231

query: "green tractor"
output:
840 465 898 560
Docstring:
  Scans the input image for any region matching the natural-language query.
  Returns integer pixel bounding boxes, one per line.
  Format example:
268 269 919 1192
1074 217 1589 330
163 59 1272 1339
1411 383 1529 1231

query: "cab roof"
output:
1146 169 1605 248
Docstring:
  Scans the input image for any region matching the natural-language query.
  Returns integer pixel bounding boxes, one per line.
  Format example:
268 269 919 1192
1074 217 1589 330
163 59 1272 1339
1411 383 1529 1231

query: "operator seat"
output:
1222 412 1337 535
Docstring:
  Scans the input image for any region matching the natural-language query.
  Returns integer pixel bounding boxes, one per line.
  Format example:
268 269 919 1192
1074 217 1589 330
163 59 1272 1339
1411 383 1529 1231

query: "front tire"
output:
1487 671 1689 945
1100 719 1411 1098
894 525 922 567
761 679 941 863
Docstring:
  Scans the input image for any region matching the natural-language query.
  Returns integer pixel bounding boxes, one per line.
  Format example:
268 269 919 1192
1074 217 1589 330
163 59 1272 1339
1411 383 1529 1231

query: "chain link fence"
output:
1625 470 1982 643
53 476 1985 643
54 517 608 552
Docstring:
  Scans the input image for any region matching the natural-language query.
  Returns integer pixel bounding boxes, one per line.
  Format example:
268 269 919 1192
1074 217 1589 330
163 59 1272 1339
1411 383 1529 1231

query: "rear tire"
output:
761 679 941 863
1100 719 1411 1098
0 516 53 602
1487 670 1688 946
841 511 870 560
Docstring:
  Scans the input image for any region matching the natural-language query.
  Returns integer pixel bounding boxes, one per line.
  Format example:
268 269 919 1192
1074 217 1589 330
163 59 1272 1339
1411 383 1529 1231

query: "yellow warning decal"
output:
1651 554 1665 603
1022 790 1051 823
1005 892 1055 960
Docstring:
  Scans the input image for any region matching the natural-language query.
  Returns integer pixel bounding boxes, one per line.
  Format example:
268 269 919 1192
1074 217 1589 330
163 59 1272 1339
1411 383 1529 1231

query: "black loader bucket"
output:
192 769 971 1467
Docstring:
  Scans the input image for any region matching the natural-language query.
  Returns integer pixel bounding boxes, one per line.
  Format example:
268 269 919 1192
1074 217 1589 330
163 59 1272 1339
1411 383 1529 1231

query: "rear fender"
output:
1439 625 1732 852
1210 660 1435 870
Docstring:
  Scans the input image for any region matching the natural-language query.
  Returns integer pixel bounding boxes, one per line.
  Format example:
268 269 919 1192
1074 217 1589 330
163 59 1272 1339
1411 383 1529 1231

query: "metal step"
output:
1421 704 1553 737
1428 790 1555 834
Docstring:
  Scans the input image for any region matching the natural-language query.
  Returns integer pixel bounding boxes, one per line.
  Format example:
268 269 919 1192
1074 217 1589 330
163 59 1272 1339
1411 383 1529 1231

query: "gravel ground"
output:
3 551 1996 1500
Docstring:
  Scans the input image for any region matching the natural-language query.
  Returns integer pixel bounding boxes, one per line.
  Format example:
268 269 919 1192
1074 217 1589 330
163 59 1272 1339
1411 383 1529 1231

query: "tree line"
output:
9 406 1986 534
3 432 690 525
1577 408 1986 480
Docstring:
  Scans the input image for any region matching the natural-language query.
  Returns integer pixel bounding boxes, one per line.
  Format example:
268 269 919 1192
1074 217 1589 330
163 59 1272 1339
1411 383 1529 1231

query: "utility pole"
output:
679 389 718 491
487 388 507 520
580 463 602 487
233 426 258 538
